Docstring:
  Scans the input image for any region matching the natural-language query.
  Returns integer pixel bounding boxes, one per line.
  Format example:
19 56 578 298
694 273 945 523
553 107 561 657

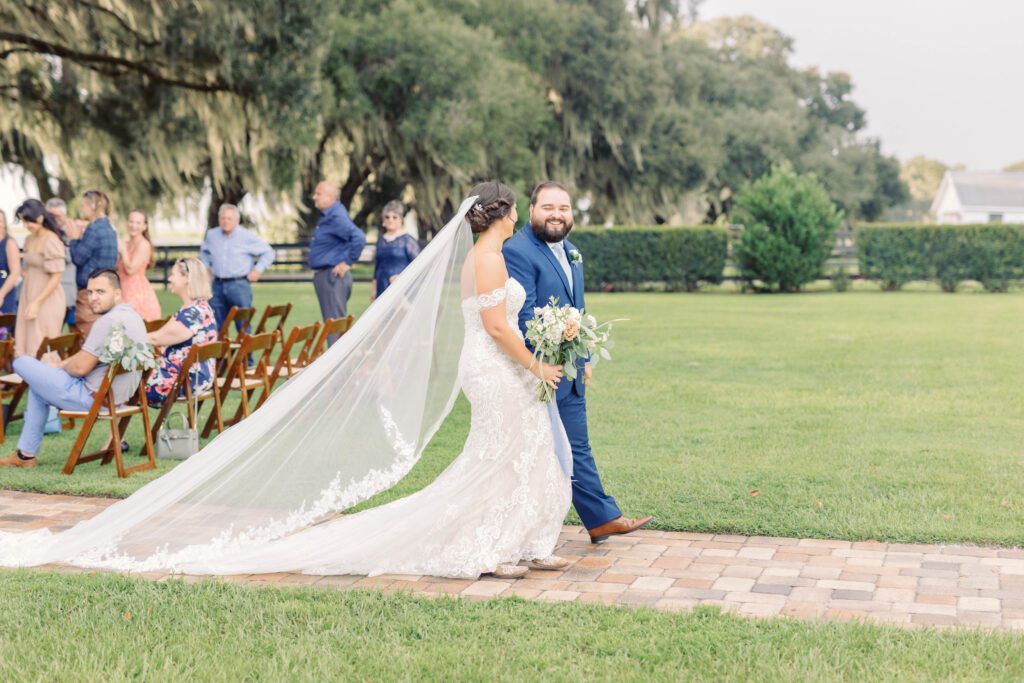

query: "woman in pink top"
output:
117 210 162 321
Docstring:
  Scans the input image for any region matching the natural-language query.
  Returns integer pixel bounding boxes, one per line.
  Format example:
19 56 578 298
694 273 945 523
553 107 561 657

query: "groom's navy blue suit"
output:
503 225 622 529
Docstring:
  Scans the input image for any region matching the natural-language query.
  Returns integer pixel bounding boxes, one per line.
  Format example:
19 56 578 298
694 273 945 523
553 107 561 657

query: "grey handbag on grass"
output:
156 365 201 460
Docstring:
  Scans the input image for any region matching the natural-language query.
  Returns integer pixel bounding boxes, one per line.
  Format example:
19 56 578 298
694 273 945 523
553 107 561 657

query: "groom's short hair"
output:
530 181 570 205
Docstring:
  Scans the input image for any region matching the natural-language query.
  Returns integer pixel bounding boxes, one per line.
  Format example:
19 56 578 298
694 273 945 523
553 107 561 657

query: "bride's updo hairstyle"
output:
466 181 516 234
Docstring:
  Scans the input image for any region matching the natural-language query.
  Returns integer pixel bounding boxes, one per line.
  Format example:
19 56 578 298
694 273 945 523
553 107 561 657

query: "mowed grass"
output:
1 284 1023 546
1 570 1022 681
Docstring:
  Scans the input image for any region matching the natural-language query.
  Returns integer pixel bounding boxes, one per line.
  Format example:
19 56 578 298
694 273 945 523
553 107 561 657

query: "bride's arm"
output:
475 252 561 389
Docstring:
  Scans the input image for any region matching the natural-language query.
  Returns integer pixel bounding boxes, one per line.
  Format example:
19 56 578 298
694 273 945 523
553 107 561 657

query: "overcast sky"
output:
701 0 1024 170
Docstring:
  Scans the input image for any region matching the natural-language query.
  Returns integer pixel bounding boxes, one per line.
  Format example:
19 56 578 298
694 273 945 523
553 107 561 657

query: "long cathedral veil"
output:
0 196 478 571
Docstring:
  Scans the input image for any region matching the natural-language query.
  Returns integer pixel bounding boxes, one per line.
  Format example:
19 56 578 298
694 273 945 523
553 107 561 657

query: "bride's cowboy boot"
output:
490 564 529 579
587 515 654 544
527 555 570 570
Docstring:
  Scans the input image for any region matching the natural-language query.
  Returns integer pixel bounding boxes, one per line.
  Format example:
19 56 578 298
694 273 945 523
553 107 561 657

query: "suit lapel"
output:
526 226 573 304
565 239 584 309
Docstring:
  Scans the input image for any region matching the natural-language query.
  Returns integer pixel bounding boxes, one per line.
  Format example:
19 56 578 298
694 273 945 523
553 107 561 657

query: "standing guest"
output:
44 198 78 329
0 209 21 323
12 200 65 361
145 257 217 407
65 190 118 337
199 203 275 334
0 270 146 469
309 181 365 346
117 210 162 321
371 200 420 301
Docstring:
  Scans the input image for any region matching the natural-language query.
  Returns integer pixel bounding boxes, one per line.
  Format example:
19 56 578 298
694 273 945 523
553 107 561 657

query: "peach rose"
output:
563 319 580 341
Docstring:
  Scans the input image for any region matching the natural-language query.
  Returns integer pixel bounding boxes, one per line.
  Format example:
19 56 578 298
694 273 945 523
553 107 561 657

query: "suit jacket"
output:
503 225 586 399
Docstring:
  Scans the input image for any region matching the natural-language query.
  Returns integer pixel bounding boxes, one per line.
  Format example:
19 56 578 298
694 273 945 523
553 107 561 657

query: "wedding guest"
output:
199 204 275 333
0 209 21 321
117 210 162 321
309 181 365 345
65 190 118 337
12 200 65 360
44 198 78 328
145 257 217 407
371 200 420 301
0 269 146 469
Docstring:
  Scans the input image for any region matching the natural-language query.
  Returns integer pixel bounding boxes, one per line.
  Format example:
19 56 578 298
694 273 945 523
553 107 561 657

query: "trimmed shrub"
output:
857 224 1024 292
733 163 844 292
569 226 728 291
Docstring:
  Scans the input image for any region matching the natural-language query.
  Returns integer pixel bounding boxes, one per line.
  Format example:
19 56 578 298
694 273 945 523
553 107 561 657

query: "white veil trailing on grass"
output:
0 196 479 572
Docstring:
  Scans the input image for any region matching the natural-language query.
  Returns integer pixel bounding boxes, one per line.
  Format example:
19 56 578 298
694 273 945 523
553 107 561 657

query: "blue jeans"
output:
211 278 253 334
13 357 93 455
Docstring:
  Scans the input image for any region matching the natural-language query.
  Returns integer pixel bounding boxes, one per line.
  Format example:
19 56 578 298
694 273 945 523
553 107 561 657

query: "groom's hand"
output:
583 363 592 386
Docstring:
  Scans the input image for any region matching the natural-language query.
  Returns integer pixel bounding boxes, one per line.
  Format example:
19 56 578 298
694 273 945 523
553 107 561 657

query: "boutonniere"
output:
568 249 583 266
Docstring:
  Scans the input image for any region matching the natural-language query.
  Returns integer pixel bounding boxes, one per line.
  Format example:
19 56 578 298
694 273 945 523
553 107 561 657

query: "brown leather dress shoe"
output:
587 515 654 544
0 453 37 468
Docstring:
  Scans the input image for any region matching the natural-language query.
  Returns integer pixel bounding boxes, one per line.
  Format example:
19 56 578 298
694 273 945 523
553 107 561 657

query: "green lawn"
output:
2 284 1023 547
1 570 1021 681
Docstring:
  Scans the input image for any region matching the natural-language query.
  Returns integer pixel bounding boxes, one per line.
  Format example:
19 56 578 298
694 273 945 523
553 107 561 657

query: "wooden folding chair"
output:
1 332 82 428
309 315 355 360
145 340 231 453
254 322 320 409
145 316 172 333
202 331 278 438
61 366 156 478
218 306 255 343
254 303 292 335
0 338 15 443
0 313 15 339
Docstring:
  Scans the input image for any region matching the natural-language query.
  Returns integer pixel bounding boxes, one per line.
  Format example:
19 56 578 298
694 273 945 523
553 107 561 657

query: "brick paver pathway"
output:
2 490 1023 631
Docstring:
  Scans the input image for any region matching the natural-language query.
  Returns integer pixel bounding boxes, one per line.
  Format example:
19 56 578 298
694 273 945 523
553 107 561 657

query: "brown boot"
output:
587 515 653 544
0 452 37 468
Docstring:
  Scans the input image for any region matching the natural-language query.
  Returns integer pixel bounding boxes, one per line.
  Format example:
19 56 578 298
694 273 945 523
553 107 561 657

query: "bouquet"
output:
524 296 619 402
98 322 159 372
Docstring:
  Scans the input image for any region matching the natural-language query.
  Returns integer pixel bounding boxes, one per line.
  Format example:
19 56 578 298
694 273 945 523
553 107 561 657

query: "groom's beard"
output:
531 216 574 243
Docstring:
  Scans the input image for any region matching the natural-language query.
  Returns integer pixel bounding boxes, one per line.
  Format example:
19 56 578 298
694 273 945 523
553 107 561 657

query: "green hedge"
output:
569 226 728 291
857 223 1024 292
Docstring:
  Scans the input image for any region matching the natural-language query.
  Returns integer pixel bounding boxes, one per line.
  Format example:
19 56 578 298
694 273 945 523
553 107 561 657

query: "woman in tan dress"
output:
14 199 67 359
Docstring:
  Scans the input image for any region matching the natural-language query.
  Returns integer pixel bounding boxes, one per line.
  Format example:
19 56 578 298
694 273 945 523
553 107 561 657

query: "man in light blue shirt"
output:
199 204 275 333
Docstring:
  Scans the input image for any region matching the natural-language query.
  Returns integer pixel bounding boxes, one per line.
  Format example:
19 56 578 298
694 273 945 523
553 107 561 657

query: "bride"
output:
0 182 573 580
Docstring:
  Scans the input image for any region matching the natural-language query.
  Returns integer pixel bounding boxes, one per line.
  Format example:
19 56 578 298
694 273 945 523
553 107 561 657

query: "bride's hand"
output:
534 361 563 389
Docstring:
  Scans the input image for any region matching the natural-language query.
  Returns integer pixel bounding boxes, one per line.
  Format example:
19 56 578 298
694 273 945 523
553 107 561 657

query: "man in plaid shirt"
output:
65 190 119 337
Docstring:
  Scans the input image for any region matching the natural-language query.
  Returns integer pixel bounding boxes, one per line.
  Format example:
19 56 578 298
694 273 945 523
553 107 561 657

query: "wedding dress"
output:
0 197 570 578
183 277 571 577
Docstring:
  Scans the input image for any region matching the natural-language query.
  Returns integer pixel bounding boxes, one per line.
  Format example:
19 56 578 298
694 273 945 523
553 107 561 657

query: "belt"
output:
214 276 249 282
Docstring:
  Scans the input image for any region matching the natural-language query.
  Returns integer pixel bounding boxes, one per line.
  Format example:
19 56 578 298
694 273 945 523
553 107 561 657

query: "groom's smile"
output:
530 186 575 243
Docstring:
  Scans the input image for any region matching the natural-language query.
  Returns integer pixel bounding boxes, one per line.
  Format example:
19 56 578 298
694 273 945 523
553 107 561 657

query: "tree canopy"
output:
1 1 906 236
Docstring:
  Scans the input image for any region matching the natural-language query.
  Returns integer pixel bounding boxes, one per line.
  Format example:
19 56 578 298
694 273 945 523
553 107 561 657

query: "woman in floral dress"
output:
145 257 218 406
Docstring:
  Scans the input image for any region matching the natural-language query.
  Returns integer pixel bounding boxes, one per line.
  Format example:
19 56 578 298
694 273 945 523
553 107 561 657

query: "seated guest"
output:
371 200 420 301
0 209 22 327
0 269 147 469
145 257 218 407
199 203 275 334
65 190 118 337
117 209 162 321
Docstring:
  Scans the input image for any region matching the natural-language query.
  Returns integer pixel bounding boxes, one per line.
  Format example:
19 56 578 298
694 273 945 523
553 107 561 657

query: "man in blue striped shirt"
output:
199 204 275 334
309 182 366 345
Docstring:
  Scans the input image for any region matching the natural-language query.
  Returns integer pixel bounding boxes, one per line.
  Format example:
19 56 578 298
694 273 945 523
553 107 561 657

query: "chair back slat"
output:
255 303 292 334
218 306 256 341
39 332 82 359
145 316 171 333
311 315 354 359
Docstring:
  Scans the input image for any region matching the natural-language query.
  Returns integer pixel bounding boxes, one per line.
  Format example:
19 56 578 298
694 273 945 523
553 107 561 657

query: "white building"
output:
931 170 1024 224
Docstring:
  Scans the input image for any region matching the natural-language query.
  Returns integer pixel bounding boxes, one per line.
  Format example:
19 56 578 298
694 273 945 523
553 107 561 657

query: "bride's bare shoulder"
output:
471 249 509 293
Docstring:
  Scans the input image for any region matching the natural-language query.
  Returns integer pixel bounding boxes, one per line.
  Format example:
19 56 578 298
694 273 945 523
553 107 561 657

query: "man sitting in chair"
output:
0 269 147 469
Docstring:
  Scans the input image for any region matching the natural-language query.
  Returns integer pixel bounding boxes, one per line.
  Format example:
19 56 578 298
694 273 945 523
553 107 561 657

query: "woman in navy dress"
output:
371 200 421 300
0 209 22 318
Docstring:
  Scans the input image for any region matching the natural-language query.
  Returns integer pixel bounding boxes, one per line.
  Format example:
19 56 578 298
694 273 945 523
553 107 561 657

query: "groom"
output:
504 181 653 543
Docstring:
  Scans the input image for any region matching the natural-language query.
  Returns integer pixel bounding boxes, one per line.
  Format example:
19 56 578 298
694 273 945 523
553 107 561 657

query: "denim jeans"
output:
211 278 253 334
13 357 93 455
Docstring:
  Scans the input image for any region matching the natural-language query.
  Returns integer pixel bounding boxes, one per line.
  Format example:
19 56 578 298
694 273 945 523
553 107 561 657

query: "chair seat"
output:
216 376 264 390
59 405 142 419
282 366 303 377
175 390 216 403
0 373 23 385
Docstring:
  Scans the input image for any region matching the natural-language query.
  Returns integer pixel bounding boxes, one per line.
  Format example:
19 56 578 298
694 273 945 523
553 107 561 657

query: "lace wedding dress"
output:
181 277 571 577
